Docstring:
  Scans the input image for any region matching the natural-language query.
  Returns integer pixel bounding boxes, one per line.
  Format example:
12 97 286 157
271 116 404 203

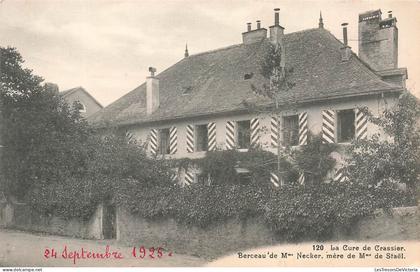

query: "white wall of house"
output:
122 92 398 183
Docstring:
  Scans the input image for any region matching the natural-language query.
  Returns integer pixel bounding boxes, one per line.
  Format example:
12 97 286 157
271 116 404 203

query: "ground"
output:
0 229 207 267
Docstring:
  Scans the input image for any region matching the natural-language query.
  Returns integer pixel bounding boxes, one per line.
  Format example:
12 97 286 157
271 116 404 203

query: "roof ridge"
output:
187 27 322 59
188 43 243 58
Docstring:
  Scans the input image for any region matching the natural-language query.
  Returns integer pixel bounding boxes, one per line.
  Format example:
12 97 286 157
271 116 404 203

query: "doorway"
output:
102 202 116 239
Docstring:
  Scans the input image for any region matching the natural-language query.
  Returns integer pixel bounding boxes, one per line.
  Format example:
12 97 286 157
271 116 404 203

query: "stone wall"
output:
0 202 103 239
348 206 420 241
116 208 275 259
117 205 420 259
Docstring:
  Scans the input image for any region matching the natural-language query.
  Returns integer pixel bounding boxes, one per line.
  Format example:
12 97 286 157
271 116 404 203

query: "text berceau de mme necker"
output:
237 244 406 260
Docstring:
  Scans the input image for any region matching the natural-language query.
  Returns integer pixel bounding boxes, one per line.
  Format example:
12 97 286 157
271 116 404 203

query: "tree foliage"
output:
251 43 295 100
293 134 337 184
1 47 92 199
345 92 420 196
0 47 173 218
118 178 408 241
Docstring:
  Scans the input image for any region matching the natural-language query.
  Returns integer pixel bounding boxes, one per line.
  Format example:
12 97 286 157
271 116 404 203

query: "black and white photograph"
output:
0 0 419 270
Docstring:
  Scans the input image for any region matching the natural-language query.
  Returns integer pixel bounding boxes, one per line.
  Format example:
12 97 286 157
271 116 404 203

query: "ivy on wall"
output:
117 179 408 241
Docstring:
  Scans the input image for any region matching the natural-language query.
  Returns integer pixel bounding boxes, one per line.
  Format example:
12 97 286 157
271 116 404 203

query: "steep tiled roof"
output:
89 28 402 127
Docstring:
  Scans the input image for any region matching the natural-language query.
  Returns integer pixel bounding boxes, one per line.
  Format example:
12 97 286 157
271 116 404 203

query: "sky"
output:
0 0 419 106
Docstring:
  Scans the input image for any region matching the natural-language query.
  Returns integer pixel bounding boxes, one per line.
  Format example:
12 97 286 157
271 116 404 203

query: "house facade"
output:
89 9 407 186
59 86 103 118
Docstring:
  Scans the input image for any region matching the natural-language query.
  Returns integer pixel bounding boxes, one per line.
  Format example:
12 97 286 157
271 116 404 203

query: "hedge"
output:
117 179 410 241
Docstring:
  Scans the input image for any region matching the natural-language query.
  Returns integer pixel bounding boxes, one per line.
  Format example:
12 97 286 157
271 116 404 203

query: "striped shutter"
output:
169 126 177 154
355 108 368 140
333 168 349 182
250 118 260 148
271 116 280 147
322 110 336 143
298 112 308 145
270 172 280 187
125 130 135 144
170 171 178 183
298 172 305 185
186 125 194 153
225 121 236 150
149 129 158 155
184 171 195 186
207 122 217 151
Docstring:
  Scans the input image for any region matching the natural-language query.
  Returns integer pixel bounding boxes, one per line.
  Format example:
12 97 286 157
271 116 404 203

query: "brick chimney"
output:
242 21 267 44
340 23 352 61
358 9 407 87
146 67 159 115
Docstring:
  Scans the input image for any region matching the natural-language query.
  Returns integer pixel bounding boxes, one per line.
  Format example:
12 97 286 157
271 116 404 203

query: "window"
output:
337 109 355 143
237 120 251 149
182 86 193 95
195 124 208 152
197 173 210 185
238 173 252 184
283 115 299 146
79 102 87 113
159 128 170 154
244 73 254 80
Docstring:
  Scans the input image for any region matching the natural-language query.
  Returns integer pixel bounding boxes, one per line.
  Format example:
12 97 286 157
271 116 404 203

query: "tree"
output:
247 42 297 182
0 46 175 216
292 134 337 185
0 46 91 199
345 92 420 199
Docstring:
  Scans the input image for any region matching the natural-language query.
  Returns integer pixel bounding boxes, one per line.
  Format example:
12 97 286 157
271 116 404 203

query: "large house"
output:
89 9 408 186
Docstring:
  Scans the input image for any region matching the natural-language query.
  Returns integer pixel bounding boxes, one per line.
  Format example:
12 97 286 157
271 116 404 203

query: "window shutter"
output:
186 125 194 153
298 172 305 184
355 108 368 140
125 130 135 144
184 171 195 186
333 167 348 182
271 116 279 147
149 129 158 155
207 122 217 151
298 112 308 145
270 172 280 187
169 126 178 154
322 110 336 143
225 121 236 150
170 170 178 184
250 118 260 148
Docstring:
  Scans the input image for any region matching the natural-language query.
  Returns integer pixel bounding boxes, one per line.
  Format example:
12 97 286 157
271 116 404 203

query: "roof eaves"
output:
95 86 403 129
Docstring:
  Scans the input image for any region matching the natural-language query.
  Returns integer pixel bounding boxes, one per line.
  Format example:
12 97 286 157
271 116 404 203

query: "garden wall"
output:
117 205 420 259
0 202 103 239
343 205 420 241
116 208 276 259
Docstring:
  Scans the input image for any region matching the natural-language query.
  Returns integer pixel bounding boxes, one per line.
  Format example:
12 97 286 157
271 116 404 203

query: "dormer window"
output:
244 73 254 80
79 102 87 113
182 86 193 95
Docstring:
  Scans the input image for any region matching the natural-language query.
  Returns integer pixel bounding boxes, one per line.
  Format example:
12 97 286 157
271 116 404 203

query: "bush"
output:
117 181 266 228
264 181 409 241
28 132 175 220
117 177 409 241
346 92 420 195
171 148 298 186
293 135 337 184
